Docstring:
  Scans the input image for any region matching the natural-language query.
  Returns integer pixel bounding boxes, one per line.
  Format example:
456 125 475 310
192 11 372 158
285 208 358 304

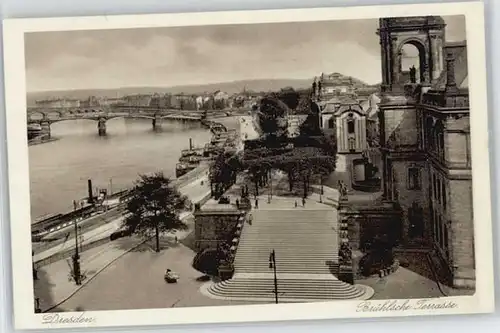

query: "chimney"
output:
87 179 94 204
445 49 458 93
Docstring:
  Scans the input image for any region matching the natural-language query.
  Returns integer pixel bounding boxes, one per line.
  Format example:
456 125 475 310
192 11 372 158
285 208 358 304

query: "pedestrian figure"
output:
302 197 306 207
294 200 298 208
174 236 178 244
33 267 38 280
236 199 240 209
248 214 253 225
255 199 259 209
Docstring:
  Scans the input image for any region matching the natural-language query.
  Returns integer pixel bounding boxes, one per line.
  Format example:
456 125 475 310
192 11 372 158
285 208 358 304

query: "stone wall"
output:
194 205 242 252
448 179 475 288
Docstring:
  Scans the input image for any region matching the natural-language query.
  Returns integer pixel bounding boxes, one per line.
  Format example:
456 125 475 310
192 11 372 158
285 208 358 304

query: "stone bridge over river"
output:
27 106 204 137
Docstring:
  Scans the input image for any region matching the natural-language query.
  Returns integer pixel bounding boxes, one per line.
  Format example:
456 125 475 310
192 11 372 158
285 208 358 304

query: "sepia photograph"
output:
2 2 494 330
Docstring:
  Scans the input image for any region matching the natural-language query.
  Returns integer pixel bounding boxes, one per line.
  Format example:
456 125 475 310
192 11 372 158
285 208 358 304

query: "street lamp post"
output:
34 297 41 313
73 208 82 285
268 249 278 304
32 250 38 280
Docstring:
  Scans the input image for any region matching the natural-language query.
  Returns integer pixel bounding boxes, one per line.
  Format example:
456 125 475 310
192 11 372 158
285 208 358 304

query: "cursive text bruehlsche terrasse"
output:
357 299 458 312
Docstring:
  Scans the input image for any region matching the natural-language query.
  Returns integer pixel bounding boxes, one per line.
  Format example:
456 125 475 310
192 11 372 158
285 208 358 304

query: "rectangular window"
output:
348 138 356 151
437 178 441 204
444 223 449 257
408 167 421 190
442 181 447 211
433 174 437 199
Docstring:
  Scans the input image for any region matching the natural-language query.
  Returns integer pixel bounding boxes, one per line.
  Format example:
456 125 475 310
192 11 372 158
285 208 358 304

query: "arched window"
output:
347 114 355 134
400 41 426 84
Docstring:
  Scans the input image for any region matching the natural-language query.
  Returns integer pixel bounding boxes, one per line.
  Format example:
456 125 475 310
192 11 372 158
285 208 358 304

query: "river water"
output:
29 116 239 221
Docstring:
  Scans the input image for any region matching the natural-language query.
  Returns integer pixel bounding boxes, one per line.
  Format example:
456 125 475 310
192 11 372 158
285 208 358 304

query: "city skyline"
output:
25 16 466 92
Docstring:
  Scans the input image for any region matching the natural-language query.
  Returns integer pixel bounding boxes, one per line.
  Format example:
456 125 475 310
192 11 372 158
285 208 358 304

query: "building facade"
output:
376 16 473 288
314 73 356 100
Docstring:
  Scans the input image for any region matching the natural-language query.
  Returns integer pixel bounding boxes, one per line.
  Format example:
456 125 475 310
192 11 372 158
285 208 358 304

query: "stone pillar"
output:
98 118 107 136
391 42 400 85
152 114 161 130
338 217 354 284
430 35 439 82
445 50 458 94
40 121 51 139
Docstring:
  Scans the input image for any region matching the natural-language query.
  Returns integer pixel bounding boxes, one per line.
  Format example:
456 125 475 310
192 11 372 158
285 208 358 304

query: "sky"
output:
25 16 466 92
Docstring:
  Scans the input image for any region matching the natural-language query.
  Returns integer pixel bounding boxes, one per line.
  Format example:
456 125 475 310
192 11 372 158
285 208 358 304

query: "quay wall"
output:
34 168 214 267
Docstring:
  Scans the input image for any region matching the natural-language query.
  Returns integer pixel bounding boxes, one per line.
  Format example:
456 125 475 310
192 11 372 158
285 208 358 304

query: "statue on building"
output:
338 180 348 198
409 65 417 83
312 78 317 97
318 80 322 98
339 242 352 263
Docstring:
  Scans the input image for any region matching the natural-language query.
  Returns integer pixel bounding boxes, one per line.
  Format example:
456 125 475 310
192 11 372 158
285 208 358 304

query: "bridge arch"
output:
45 110 64 120
28 111 45 122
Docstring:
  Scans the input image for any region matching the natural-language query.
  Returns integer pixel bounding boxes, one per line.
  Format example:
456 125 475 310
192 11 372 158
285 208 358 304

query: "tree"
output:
123 172 189 252
209 152 242 198
278 87 300 110
257 97 289 139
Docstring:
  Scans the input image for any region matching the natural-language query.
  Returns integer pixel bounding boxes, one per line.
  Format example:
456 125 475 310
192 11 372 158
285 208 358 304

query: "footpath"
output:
34 175 212 312
34 173 210 266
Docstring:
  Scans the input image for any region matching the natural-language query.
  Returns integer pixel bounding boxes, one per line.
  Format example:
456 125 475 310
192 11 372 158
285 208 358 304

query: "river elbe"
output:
28 117 239 221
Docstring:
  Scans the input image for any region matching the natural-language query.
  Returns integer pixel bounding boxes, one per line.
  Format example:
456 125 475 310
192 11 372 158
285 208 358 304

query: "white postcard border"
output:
2 1 494 330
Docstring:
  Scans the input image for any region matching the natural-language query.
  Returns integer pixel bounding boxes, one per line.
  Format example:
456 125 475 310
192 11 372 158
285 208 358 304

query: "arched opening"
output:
46 111 63 120
347 118 355 134
28 112 45 121
399 41 427 84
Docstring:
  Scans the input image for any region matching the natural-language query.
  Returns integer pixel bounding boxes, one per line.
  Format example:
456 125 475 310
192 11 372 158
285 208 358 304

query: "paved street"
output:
53 243 255 311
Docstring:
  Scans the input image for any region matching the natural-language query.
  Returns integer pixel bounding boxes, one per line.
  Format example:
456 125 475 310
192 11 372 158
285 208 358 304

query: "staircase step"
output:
203 208 367 302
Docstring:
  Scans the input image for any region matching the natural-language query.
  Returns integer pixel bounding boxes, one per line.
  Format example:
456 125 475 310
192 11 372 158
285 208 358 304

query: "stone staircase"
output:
203 208 372 302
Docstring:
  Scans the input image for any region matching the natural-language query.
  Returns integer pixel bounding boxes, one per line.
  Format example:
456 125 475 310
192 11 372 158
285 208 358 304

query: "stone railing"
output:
34 236 111 268
219 214 246 280
421 90 469 108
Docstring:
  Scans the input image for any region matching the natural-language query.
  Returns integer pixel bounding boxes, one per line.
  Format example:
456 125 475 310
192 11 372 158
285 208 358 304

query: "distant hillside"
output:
26 75 378 106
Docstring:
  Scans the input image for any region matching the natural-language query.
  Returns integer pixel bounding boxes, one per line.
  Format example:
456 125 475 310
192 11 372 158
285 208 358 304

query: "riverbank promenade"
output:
33 172 212 312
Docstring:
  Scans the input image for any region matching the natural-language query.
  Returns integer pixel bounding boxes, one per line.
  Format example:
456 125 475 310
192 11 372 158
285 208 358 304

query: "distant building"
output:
124 94 153 107
171 94 196 110
213 90 229 110
150 93 171 108
313 72 357 101
35 98 80 108
319 96 367 155
99 97 127 106
80 96 101 108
